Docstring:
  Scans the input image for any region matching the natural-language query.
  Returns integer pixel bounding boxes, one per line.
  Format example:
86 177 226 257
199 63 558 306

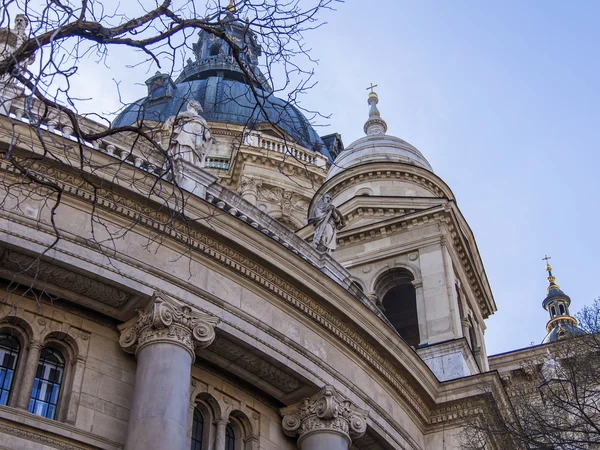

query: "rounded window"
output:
0 334 20 405
29 348 65 419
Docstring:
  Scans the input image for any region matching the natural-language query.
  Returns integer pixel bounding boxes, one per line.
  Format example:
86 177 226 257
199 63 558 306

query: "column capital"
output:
118 292 219 359
280 386 368 443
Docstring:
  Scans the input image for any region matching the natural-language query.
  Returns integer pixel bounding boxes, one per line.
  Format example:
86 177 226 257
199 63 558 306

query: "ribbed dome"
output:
326 92 432 180
111 16 329 158
326 134 432 180
112 77 326 155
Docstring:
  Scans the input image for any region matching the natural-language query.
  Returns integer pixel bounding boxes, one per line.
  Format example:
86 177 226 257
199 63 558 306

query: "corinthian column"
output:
118 293 219 450
281 386 368 450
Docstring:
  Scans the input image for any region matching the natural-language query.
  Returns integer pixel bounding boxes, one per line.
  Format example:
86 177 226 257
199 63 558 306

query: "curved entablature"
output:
310 161 456 215
0 119 465 434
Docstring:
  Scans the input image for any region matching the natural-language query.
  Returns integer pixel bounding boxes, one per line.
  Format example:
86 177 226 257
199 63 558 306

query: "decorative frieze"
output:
118 292 219 358
281 386 368 443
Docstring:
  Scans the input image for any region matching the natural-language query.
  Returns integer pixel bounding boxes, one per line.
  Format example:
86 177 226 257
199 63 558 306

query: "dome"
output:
326 92 431 181
326 134 432 180
112 77 327 155
111 16 329 158
542 322 585 344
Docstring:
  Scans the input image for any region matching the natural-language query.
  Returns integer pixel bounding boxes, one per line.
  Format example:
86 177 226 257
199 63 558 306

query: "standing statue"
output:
308 194 345 253
0 15 32 84
164 100 211 165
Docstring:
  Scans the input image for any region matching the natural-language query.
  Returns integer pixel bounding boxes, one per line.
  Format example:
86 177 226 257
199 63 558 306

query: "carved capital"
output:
118 292 219 359
280 386 368 443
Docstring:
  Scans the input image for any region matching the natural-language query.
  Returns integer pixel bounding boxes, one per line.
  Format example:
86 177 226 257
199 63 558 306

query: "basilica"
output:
0 8 586 450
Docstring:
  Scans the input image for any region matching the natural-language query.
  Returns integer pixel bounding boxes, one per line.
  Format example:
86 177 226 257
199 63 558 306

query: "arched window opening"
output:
209 44 220 56
29 348 64 419
225 423 235 450
376 269 420 348
0 334 20 405
191 407 205 450
551 305 557 317
559 304 565 315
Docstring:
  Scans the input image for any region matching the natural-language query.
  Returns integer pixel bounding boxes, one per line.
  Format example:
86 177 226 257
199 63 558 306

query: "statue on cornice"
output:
164 100 212 165
0 14 32 84
308 193 345 253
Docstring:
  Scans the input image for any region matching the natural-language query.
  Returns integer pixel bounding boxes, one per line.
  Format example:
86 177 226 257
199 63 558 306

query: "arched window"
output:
28 348 64 419
190 408 204 450
551 305 557 317
376 269 420 348
225 423 235 450
559 304 565 315
209 44 220 56
0 334 20 405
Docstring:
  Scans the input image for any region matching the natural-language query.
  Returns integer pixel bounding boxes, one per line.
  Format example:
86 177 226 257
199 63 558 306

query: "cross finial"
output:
542 255 551 264
366 83 378 93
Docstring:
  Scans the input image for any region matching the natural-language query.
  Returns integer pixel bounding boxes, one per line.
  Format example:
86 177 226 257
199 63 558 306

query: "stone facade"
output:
0 12 566 450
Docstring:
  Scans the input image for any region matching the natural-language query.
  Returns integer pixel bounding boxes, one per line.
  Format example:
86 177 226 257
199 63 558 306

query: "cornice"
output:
0 157 437 425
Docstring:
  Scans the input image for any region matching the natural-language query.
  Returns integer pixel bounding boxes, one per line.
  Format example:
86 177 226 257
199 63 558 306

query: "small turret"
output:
541 256 584 343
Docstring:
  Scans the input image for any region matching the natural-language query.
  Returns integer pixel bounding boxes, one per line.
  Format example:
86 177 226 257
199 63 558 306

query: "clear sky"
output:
301 0 600 355
61 0 599 355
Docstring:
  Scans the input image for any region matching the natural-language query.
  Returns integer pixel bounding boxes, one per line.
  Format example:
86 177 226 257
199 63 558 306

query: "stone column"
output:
281 386 368 450
214 418 227 450
118 293 219 450
15 340 42 410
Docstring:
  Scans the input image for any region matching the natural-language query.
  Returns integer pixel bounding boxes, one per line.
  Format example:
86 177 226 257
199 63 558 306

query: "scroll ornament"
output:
281 386 368 442
118 292 219 358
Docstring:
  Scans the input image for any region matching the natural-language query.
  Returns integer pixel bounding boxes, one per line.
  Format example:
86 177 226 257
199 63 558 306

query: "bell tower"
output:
305 89 496 380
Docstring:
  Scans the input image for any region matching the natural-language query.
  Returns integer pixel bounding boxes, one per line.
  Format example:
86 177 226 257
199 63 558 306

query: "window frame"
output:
0 333 21 406
28 346 66 420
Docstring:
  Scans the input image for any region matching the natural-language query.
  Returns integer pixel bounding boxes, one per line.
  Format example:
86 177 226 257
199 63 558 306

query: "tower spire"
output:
540 256 584 343
363 84 388 136
543 254 559 291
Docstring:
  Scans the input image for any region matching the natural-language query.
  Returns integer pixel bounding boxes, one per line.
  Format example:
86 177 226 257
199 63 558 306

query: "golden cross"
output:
366 83 378 93
542 255 551 263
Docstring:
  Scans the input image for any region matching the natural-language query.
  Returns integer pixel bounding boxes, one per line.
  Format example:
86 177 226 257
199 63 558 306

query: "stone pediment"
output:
0 247 147 321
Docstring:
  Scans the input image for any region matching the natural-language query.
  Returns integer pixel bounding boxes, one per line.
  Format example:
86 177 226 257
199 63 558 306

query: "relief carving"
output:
237 177 263 194
281 386 368 442
210 336 302 393
0 249 130 308
118 292 219 358
258 186 308 218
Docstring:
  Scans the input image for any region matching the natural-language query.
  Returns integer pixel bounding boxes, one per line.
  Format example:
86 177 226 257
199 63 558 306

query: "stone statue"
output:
0 14 31 84
164 100 211 165
308 193 345 253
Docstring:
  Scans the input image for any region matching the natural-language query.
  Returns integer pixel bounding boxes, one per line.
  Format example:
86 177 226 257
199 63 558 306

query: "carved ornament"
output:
118 292 219 358
237 177 262 194
0 249 130 308
281 386 368 443
209 336 302 393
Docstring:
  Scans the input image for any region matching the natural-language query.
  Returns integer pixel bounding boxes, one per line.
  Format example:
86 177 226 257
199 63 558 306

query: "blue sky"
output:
302 0 600 354
63 0 599 355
